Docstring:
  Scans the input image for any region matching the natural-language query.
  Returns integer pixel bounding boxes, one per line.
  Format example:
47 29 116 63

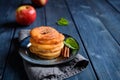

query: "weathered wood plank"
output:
107 0 120 12
45 0 97 80
66 0 120 80
0 0 22 80
87 0 120 45
2 0 45 80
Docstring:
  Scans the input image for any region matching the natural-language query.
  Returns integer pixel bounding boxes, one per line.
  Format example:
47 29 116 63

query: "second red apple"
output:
32 0 48 7
16 5 36 25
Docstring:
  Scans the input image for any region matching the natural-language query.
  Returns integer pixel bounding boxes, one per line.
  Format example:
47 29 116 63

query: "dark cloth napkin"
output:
19 30 89 80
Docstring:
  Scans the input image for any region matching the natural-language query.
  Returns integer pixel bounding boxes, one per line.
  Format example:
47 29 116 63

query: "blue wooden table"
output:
0 0 120 80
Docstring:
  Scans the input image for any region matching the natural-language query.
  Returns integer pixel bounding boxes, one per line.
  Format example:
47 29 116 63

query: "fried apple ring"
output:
30 26 65 44
30 26 60 40
30 40 64 50
30 33 64 44
32 50 61 59
29 42 64 53
29 26 65 59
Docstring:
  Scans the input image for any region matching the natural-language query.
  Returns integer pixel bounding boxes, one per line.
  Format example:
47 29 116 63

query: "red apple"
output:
16 5 36 25
32 0 48 7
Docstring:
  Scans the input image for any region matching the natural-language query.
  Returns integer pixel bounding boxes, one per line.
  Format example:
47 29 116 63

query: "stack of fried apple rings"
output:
29 26 65 59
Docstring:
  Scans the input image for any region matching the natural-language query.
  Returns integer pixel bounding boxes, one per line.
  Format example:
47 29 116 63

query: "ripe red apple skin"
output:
16 5 36 25
32 0 48 7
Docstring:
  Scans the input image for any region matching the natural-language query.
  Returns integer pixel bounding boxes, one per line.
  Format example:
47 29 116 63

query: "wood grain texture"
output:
87 0 120 45
66 0 120 80
0 0 120 80
0 0 21 80
107 0 120 12
2 0 45 80
45 0 97 80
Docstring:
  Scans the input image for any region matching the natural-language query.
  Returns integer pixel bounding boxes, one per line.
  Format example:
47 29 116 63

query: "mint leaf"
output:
64 37 79 49
57 18 69 26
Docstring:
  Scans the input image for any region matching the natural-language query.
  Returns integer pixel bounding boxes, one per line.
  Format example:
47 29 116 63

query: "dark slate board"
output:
45 0 97 80
87 0 120 45
2 0 45 80
66 0 120 80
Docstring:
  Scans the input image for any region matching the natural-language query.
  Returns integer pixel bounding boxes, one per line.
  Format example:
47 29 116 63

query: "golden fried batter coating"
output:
30 41 64 50
29 42 64 53
30 33 64 44
29 26 65 59
30 26 59 40
32 50 61 60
